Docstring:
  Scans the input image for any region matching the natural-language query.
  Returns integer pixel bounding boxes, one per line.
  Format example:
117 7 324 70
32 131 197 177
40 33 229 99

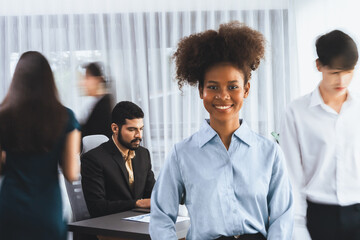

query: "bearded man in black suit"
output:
81 101 155 217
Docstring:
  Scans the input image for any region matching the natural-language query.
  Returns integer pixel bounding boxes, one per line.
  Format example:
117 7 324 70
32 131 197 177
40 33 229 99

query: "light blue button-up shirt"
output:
150 120 293 240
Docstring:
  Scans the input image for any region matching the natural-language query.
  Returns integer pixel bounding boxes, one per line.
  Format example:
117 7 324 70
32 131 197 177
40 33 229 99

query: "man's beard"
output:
117 133 142 150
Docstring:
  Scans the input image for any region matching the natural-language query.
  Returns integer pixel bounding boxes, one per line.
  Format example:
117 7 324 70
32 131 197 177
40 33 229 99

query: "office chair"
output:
65 134 109 240
64 177 90 222
81 134 109 154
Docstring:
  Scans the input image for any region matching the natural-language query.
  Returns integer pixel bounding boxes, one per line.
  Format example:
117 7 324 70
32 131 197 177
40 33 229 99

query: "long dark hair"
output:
0 51 68 153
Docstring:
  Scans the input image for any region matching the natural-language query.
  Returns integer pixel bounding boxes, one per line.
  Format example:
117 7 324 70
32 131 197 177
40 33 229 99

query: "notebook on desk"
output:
124 213 189 223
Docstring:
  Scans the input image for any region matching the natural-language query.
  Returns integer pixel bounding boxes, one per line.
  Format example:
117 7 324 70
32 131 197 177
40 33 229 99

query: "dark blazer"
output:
81 94 113 139
81 140 155 218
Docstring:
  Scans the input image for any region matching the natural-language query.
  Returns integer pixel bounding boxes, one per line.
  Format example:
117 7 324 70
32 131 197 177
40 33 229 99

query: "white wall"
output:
294 0 360 95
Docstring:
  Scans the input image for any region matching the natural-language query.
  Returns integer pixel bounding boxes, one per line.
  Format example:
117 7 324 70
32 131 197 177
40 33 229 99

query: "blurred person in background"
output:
79 62 113 139
0 51 81 240
281 30 360 240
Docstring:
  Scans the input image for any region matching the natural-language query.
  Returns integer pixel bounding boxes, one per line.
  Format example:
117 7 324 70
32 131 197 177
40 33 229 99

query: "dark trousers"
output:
307 200 360 240
215 233 266 240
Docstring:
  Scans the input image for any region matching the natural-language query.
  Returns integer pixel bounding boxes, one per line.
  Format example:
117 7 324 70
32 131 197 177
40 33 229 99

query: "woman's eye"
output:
228 85 239 90
207 86 217 90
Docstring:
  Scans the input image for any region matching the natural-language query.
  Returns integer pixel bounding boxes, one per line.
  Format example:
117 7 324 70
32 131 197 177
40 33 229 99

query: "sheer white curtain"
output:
0 0 299 176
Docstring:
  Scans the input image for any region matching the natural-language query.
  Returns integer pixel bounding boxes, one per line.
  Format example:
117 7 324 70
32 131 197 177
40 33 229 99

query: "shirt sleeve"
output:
279 106 309 239
149 145 185 240
266 144 294 240
142 149 156 198
65 108 81 133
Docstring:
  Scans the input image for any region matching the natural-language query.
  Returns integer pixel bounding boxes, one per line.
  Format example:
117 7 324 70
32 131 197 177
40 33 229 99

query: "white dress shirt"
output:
280 86 360 238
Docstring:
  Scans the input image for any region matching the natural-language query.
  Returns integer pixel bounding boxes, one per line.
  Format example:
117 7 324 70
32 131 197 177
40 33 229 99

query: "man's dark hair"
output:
316 30 358 69
112 101 144 127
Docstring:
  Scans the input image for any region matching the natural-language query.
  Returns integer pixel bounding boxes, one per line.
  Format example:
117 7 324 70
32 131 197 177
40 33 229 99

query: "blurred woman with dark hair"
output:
79 62 113 139
0 51 81 240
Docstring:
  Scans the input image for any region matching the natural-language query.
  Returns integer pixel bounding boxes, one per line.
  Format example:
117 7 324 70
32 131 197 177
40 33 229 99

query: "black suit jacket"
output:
81 94 113 139
81 140 155 218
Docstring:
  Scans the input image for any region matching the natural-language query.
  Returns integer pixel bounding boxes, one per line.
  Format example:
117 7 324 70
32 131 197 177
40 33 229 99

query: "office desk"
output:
68 210 190 239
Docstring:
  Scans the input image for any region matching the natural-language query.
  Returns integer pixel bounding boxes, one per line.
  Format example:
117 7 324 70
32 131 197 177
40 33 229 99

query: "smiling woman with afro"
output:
150 21 294 240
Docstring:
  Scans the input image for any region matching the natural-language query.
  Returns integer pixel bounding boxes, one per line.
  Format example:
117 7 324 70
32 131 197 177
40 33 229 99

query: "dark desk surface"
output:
68 210 190 239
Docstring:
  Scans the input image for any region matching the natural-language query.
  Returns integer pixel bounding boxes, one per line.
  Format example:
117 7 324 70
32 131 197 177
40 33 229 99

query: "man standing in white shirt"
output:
281 30 360 240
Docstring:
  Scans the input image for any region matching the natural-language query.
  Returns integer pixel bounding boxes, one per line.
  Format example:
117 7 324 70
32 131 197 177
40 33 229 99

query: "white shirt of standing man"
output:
280 61 360 240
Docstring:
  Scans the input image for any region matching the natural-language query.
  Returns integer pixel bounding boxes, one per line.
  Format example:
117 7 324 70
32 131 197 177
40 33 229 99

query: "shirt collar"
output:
198 119 253 148
309 85 355 108
309 86 324 108
233 120 253 147
346 90 355 103
112 135 136 159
